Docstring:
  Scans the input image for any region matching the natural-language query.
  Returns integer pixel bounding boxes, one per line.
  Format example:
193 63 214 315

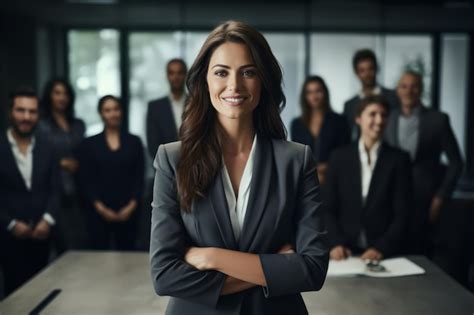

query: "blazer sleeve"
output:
259 145 329 298
323 152 347 249
131 137 145 201
436 114 464 199
149 145 226 308
77 141 100 203
146 102 160 160
373 152 412 256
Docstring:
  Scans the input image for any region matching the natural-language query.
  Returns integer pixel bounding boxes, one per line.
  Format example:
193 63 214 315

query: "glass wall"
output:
263 32 306 132
440 33 470 159
69 30 458 156
68 29 120 136
128 32 183 145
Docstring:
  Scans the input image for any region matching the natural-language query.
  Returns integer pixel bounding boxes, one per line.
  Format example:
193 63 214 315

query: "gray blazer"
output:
149 136 328 315
146 97 179 159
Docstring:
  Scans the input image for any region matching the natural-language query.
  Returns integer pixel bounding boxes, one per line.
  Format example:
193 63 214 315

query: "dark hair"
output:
300 75 331 126
9 86 38 110
178 20 286 211
402 70 424 92
352 49 378 73
167 58 188 73
356 95 390 117
40 78 75 122
97 95 121 113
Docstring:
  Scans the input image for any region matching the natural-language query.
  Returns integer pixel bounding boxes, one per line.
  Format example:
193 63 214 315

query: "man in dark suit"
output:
325 96 411 260
0 87 60 296
146 58 188 159
385 71 464 255
343 49 399 140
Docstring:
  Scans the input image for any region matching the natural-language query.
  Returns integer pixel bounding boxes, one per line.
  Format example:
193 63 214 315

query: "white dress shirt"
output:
169 94 186 132
221 134 257 242
357 138 382 249
358 85 382 99
6 129 55 231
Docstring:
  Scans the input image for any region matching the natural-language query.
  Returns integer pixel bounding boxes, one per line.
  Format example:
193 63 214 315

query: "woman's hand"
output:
330 245 352 260
117 199 137 222
278 244 295 254
185 247 216 270
360 248 383 261
60 158 79 173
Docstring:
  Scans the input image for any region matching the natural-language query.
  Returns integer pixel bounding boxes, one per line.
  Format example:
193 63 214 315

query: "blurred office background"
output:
0 0 473 295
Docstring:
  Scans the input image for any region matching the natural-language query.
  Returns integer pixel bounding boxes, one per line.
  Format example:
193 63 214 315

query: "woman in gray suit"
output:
150 20 328 315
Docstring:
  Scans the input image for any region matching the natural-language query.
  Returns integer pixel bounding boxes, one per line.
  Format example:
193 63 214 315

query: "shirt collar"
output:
169 93 186 105
358 137 381 164
358 85 382 99
7 128 35 151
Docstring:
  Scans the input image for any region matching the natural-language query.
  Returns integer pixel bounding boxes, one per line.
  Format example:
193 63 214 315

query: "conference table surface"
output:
1 251 473 315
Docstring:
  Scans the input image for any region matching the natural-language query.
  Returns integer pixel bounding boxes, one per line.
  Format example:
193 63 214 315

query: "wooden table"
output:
1 251 473 314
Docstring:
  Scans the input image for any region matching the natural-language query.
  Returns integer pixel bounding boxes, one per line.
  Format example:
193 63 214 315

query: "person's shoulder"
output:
158 141 181 162
382 142 411 162
149 96 170 107
344 95 359 105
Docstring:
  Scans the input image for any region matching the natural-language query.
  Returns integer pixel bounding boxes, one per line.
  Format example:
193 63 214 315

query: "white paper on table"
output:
327 257 426 278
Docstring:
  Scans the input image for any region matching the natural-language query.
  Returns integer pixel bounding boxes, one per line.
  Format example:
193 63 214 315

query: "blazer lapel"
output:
1 134 29 191
238 137 272 252
386 109 399 147
31 137 43 193
208 170 238 250
349 143 363 211
365 144 388 209
415 106 428 163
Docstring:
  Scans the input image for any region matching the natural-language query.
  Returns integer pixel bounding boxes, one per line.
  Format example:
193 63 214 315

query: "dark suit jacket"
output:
324 142 412 257
290 111 350 164
146 96 180 159
0 132 60 231
385 106 464 219
343 86 399 141
150 137 328 315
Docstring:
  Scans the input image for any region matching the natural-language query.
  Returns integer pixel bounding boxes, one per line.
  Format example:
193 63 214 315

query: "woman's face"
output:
356 103 387 142
100 99 122 128
206 42 262 122
305 81 325 110
51 83 70 112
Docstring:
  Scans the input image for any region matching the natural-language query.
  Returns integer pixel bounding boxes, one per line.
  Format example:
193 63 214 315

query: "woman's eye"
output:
215 70 227 77
242 69 256 77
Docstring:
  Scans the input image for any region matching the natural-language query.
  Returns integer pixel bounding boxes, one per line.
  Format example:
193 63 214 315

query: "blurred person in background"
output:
343 49 399 140
325 95 411 261
0 87 60 296
78 95 144 250
291 75 349 184
384 71 464 256
39 78 86 253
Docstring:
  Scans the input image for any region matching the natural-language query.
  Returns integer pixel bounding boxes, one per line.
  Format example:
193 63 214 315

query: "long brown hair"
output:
300 75 331 127
178 20 286 211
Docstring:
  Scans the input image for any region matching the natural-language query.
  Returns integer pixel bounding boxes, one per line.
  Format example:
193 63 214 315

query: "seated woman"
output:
149 20 328 315
291 76 349 184
324 95 412 261
78 95 144 250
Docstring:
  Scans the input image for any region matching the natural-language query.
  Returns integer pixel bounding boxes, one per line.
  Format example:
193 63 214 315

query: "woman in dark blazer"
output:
38 78 86 252
291 76 349 184
150 21 328 315
324 95 412 261
78 95 144 250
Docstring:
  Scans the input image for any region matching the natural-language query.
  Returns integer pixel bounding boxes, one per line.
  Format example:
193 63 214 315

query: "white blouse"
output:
221 134 257 242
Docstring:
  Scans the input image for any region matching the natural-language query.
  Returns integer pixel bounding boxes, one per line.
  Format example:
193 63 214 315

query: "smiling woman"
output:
149 20 328 315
